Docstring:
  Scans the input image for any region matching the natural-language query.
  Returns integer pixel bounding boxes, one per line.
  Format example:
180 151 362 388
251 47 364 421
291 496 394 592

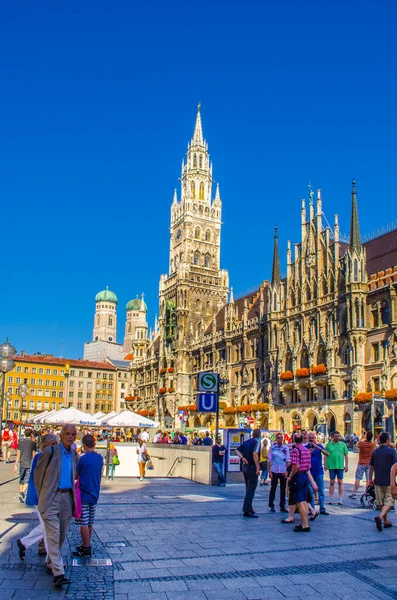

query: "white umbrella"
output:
99 411 119 425
45 407 100 426
28 410 50 423
93 411 106 419
33 409 63 424
107 410 159 428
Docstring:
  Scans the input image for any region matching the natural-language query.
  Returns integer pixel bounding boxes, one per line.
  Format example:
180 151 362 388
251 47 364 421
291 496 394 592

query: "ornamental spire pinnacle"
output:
349 178 361 251
271 226 281 287
192 102 204 145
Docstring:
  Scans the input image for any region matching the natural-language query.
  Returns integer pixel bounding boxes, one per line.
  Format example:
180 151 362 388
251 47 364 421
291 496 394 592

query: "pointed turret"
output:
214 182 221 205
349 178 361 251
229 287 234 304
172 188 177 204
192 102 203 145
141 293 146 312
271 226 281 287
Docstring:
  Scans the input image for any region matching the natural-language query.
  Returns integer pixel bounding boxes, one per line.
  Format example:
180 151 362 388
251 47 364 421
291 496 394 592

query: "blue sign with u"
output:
197 393 218 413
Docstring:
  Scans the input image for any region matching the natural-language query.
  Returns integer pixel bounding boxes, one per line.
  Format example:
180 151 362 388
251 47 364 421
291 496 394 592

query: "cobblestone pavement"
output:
1 459 397 600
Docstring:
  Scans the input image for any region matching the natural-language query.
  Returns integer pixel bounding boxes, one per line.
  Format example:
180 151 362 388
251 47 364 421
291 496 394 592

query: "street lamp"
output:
0 339 17 448
17 383 28 434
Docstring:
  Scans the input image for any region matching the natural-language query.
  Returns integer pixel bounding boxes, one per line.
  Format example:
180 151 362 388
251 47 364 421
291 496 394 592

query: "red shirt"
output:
291 444 311 472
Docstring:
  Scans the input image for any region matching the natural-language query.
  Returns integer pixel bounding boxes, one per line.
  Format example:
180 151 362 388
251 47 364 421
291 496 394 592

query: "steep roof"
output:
364 229 397 276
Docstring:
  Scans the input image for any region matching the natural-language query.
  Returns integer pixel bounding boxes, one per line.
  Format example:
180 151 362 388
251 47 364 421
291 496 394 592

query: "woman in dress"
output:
136 439 149 481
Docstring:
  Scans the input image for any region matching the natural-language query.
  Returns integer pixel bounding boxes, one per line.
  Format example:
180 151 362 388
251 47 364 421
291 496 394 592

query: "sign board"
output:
198 372 219 393
197 393 218 413
248 417 255 425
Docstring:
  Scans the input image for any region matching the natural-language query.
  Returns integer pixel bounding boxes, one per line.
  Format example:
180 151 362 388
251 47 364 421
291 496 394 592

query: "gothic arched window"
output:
108 316 113 327
97 315 100 325
199 182 205 200
194 251 200 265
199 155 203 168
301 349 309 368
372 303 379 328
128 323 131 333
381 301 389 325
194 227 201 240
193 154 197 168
196 299 201 312
204 253 211 268
354 259 358 282
191 181 196 199
205 229 211 242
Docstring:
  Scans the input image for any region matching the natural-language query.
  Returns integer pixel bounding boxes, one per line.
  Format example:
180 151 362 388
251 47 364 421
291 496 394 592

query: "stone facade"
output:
115 107 397 433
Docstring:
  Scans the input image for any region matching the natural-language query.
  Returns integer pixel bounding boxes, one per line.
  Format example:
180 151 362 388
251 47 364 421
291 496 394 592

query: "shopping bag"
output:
112 454 120 466
73 478 82 519
146 459 154 470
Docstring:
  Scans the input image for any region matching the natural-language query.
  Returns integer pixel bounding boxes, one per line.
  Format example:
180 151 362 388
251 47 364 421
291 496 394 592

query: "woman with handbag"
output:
137 439 149 481
109 443 120 480
259 434 269 486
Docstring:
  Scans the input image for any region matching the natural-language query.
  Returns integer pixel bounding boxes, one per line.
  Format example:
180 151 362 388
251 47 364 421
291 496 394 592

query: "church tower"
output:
124 294 149 358
158 104 229 412
93 287 118 343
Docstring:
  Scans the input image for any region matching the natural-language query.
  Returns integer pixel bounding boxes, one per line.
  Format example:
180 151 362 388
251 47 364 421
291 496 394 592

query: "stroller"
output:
360 483 379 510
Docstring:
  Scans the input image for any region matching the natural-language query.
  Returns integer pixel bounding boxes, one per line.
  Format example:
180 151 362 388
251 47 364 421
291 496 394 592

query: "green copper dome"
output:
126 295 147 312
95 286 118 304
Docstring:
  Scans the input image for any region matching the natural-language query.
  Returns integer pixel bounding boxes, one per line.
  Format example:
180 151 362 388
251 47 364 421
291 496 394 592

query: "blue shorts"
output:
295 472 309 504
329 469 344 480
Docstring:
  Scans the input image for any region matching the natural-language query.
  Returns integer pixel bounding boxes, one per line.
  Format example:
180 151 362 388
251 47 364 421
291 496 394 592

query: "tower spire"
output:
349 178 361 251
271 226 281 286
192 102 203 145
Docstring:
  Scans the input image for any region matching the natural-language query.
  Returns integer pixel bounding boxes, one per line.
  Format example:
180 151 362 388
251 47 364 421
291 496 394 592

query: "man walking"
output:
287 432 312 532
325 431 348 505
202 431 213 446
236 429 261 518
349 431 376 499
369 432 397 531
268 432 290 513
34 424 78 588
14 428 37 503
305 432 329 515
212 437 226 486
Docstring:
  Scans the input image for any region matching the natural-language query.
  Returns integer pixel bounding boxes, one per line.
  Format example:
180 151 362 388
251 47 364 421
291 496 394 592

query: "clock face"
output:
176 228 182 240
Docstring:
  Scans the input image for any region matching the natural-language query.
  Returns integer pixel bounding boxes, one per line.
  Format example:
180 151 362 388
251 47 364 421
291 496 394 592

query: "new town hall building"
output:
86 106 397 434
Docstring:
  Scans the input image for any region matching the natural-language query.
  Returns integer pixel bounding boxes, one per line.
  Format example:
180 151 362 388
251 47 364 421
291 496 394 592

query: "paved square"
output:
1 463 397 599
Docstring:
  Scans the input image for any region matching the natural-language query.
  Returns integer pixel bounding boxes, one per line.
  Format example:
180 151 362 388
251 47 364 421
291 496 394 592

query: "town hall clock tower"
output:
158 104 229 413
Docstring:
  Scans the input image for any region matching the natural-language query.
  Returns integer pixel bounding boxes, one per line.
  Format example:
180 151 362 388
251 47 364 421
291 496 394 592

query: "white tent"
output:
93 411 106 419
31 409 63 424
44 407 100 426
107 410 159 428
99 411 119 425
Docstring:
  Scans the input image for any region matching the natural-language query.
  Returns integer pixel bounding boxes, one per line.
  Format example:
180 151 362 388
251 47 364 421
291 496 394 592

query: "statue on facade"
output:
381 342 390 391
242 364 249 385
351 365 362 397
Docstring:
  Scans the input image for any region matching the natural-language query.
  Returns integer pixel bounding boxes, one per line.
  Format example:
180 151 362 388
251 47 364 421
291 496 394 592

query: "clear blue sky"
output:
1 0 396 358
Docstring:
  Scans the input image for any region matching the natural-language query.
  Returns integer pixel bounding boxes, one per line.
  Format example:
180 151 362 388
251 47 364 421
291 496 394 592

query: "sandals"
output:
309 511 319 522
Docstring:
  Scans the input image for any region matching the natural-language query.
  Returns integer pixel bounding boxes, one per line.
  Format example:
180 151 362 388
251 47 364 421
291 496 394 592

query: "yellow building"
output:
2 353 117 422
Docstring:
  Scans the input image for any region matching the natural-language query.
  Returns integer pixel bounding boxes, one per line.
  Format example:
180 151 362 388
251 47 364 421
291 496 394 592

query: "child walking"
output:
73 434 103 557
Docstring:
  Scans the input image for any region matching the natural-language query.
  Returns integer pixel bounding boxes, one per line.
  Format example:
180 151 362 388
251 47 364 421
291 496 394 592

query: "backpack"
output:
2 429 10 442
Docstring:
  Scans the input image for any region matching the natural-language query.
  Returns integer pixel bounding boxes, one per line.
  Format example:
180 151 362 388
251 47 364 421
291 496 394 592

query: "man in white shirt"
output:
139 429 150 443
153 431 162 444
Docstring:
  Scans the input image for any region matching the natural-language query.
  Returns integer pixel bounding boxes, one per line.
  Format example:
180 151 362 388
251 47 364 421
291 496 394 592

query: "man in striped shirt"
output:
287 433 312 533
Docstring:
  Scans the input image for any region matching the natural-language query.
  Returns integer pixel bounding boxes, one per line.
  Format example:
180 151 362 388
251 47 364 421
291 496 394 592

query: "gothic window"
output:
195 227 201 240
355 299 360 328
193 153 197 168
301 349 309 368
191 181 196 199
341 308 348 334
199 182 205 200
342 345 351 366
285 353 292 371
291 291 295 307
273 292 277 311
306 285 311 302
322 278 328 296
317 345 326 364
194 251 200 265
206 300 211 314
205 229 211 242
128 323 131 333
97 316 100 325
199 155 203 168
108 316 113 327
204 253 211 268
381 301 389 325
354 259 358 282
372 303 379 328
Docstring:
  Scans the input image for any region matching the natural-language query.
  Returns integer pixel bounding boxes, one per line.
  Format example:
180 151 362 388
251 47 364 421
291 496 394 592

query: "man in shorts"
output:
14 429 37 503
369 432 397 531
325 431 348 505
349 431 376 499
73 435 104 557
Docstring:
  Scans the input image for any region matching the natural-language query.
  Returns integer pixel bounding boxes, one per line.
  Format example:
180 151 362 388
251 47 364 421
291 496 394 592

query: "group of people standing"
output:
237 428 397 533
14 424 104 588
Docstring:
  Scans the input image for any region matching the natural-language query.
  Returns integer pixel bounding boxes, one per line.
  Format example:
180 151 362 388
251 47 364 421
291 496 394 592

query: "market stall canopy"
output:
106 410 159 428
44 407 100 426
93 411 106 419
99 411 119 425
32 409 62 424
